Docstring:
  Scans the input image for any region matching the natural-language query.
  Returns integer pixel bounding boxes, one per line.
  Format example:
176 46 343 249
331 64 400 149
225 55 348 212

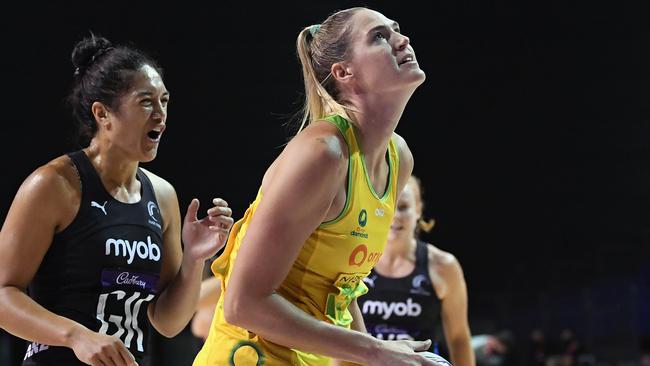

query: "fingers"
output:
208 215 234 228
185 198 200 224
212 197 229 206
207 198 234 231
106 351 122 366
90 352 114 366
207 205 232 217
88 356 106 366
116 343 137 366
99 341 124 366
409 339 432 352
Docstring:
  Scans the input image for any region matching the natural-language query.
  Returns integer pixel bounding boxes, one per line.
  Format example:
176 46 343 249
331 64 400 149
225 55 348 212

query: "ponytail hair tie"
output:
309 24 321 37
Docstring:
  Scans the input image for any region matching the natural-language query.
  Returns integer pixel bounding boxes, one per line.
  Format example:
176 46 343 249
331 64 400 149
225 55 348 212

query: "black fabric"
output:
360 240 441 349
23 150 164 365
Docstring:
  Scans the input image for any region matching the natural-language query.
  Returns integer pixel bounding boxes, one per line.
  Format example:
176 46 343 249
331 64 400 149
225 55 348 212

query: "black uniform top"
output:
359 240 441 349
23 150 164 365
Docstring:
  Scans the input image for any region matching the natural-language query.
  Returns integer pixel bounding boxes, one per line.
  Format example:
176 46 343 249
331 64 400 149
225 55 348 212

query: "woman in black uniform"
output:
0 35 234 366
359 176 475 366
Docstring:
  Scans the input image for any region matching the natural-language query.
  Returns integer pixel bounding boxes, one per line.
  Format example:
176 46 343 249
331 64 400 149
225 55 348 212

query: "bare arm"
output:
191 276 221 339
349 299 368 333
224 124 433 366
333 299 367 366
0 162 136 365
435 252 475 366
145 172 233 337
197 276 221 308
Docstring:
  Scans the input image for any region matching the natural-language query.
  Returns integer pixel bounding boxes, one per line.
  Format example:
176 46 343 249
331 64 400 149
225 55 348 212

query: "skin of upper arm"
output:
141 169 182 294
432 250 470 341
198 276 221 308
224 124 348 313
0 161 78 290
191 276 221 340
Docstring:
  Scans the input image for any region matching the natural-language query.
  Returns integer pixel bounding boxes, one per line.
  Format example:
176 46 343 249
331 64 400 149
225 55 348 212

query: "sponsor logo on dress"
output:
24 342 49 360
348 244 382 267
410 274 432 296
351 209 369 238
363 274 378 288
147 201 162 229
361 298 422 320
105 236 161 264
91 200 108 215
101 269 159 293
373 325 414 341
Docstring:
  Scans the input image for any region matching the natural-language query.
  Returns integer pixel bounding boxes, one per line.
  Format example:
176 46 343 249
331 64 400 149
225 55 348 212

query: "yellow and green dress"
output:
193 115 400 366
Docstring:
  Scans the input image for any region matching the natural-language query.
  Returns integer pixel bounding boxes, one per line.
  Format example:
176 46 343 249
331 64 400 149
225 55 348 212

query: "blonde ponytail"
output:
294 8 365 132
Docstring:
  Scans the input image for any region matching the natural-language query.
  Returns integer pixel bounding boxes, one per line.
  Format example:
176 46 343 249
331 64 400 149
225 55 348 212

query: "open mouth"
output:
398 55 415 66
147 126 165 142
147 130 162 141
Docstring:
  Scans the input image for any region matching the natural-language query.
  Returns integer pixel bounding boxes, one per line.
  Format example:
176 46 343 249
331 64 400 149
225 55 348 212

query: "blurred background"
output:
1 1 649 365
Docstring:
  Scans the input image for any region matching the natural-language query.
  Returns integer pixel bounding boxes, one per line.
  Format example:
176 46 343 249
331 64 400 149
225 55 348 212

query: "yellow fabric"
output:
193 115 400 366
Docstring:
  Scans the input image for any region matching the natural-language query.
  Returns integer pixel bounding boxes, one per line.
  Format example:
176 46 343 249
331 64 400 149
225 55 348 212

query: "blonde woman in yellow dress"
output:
193 7 440 366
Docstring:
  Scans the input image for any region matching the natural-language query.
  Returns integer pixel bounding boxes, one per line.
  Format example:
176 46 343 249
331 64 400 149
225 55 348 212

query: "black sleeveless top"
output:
23 151 164 365
359 240 441 350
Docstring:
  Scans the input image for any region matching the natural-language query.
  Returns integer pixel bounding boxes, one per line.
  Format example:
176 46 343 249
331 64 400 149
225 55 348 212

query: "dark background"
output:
1 1 649 364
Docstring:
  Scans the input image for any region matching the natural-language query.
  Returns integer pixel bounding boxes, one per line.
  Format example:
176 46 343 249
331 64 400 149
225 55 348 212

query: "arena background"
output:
1 1 648 364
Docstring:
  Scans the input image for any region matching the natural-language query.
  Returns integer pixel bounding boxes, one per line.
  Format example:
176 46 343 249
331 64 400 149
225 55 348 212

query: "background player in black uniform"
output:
0 35 234 366
359 176 475 366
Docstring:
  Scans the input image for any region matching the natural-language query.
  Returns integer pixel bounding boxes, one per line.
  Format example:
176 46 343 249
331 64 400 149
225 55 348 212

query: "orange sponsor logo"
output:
348 244 382 267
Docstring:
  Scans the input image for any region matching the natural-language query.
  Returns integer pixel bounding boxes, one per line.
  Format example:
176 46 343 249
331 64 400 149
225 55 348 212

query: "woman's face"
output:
388 180 420 242
104 64 169 162
343 9 426 94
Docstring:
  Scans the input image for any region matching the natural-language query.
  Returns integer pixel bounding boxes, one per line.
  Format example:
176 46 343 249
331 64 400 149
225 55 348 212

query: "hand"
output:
182 198 234 262
368 339 441 366
70 329 137 366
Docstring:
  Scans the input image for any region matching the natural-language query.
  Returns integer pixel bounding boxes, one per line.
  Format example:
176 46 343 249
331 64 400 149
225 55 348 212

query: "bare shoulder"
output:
10 155 82 231
291 121 349 161
425 243 466 299
262 121 349 190
140 167 177 200
426 243 463 278
27 155 81 201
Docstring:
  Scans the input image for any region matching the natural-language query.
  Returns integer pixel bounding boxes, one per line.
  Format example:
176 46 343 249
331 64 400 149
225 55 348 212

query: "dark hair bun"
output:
71 35 113 69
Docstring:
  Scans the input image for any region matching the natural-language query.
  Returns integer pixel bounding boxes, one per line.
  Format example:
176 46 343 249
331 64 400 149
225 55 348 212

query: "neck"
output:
346 89 413 169
85 139 140 191
383 235 417 261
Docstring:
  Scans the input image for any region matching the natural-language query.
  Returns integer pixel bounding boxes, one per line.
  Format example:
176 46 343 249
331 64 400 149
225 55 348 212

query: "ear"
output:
330 61 353 84
91 101 111 130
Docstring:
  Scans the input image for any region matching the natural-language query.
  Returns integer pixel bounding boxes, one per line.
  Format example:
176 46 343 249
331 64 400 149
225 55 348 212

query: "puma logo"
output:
363 275 377 288
91 201 108 215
